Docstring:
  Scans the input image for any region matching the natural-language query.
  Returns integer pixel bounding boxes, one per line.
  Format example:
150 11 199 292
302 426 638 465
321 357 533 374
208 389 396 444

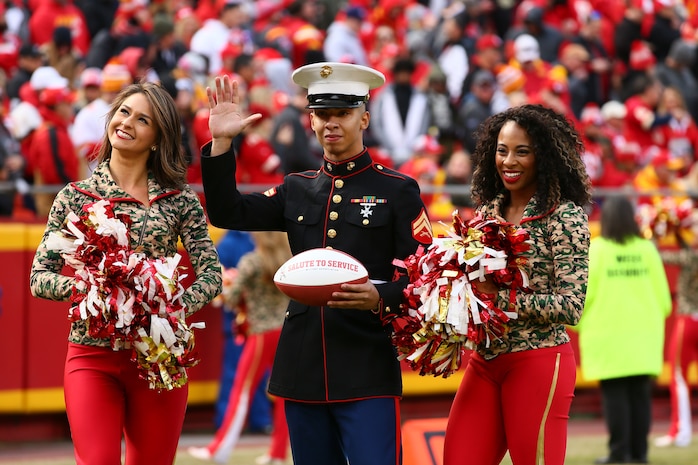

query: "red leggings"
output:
444 344 576 465
64 343 188 465
206 329 288 463
665 315 698 442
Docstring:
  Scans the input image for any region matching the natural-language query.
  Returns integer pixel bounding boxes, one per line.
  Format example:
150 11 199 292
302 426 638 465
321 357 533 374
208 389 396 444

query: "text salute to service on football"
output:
199 62 433 465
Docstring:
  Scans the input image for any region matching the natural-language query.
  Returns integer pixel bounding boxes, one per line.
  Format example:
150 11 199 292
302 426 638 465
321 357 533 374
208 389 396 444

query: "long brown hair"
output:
250 231 292 281
96 81 187 189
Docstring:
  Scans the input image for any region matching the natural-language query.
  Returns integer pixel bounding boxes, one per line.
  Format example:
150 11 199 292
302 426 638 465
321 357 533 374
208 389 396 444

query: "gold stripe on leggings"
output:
536 352 561 465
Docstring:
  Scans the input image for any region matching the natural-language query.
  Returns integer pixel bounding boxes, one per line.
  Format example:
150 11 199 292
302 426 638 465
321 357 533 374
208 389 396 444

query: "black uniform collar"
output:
322 148 372 177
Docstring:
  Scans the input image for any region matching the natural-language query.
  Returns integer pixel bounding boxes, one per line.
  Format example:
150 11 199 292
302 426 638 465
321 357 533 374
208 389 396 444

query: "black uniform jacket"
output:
201 143 432 402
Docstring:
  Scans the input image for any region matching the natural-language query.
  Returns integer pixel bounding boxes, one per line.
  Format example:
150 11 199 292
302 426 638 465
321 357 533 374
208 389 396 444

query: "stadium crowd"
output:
0 0 697 222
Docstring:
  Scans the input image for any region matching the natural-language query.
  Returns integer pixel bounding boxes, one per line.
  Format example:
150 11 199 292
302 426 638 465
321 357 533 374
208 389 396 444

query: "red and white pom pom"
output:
391 211 531 377
45 200 204 390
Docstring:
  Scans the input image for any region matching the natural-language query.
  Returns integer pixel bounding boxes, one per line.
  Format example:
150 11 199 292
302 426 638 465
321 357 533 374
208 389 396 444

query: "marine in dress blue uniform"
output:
201 62 433 465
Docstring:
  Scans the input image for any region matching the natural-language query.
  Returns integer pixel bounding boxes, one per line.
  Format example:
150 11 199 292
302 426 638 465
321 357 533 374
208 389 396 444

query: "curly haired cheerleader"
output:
443 104 592 465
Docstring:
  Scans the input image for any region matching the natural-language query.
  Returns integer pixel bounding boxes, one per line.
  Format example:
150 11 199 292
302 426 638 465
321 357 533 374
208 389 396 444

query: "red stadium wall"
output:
0 221 693 416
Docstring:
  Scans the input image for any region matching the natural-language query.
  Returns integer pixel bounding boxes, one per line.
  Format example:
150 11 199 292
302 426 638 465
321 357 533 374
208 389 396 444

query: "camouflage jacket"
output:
29 162 222 347
476 194 590 359
660 247 698 316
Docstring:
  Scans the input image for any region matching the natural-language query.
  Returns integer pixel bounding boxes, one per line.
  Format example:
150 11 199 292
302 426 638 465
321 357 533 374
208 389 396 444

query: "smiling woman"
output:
443 104 592 465
29 81 222 465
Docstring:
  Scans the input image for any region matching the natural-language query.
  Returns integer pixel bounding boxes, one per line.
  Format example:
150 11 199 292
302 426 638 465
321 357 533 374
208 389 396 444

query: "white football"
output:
273 248 369 306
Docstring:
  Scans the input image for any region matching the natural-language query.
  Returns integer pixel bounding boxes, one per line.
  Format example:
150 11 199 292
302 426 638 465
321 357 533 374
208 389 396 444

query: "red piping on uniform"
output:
71 184 180 205
321 181 332 401
393 397 402 465
519 203 558 225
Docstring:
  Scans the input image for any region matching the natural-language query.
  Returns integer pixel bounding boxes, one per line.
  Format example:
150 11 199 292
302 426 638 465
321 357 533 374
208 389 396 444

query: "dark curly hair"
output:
470 104 592 213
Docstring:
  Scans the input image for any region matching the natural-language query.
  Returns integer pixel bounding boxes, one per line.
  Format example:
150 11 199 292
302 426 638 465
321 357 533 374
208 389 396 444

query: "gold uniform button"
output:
334 179 344 188
347 162 355 170
327 229 337 238
362 219 369 225
329 211 339 221
297 215 304 222
332 194 342 203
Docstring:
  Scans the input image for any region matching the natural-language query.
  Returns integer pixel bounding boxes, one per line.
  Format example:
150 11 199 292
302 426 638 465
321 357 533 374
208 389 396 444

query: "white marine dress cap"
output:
292 62 386 109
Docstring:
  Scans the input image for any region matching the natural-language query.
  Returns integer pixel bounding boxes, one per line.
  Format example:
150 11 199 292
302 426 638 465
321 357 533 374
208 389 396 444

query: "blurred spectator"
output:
509 33 553 97
506 6 564 64
367 24 399 76
613 4 645 70
578 104 607 187
655 85 698 172
654 225 698 449
28 0 91 57
173 6 201 49
323 5 367 65
571 11 613 105
646 0 683 64
424 65 457 147
158 72 203 194
73 0 120 40
461 33 504 98
558 43 592 120
252 0 294 58
370 57 430 168
190 0 254 75
0 4 22 79
494 63 526 99
70 63 131 177
177 50 210 90
527 61 574 121
43 26 82 89
252 47 294 98
150 13 188 78
8 101 42 214
456 69 499 154
110 0 152 55
517 0 579 40
194 0 224 23
218 41 242 79
6 44 45 107
27 84 78 217
434 11 469 105
623 73 669 162
574 195 671 465
209 229 271 434
443 146 473 215
229 52 254 90
398 133 447 214
236 103 284 187
270 85 321 174
21 65 67 109
118 45 158 83
655 39 698 123
188 230 291 465
280 0 325 68
75 67 102 108
599 100 638 177
633 147 686 206
403 2 437 62
0 111 25 216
